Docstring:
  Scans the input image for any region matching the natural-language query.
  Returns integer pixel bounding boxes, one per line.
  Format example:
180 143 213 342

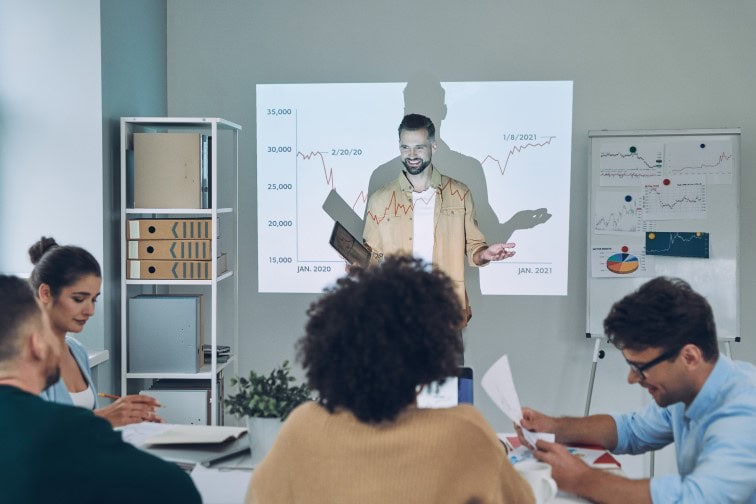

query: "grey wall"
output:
165 0 756 478
100 0 167 395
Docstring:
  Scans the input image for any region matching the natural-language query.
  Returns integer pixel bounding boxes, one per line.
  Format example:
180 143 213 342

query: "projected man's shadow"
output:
366 76 551 289
323 75 552 289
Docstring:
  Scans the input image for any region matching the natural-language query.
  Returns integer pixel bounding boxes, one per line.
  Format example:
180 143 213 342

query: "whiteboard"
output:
586 129 740 342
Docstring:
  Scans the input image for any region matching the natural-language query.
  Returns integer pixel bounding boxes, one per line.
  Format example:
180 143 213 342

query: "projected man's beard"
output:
402 157 432 176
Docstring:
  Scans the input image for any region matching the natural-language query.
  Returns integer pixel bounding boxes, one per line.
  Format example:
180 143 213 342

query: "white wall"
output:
0 0 104 349
162 0 754 479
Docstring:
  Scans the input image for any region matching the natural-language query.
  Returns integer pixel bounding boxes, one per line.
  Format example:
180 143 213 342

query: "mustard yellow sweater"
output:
247 401 534 504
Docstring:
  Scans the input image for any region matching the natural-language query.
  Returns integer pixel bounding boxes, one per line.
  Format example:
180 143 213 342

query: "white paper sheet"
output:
482 355 555 448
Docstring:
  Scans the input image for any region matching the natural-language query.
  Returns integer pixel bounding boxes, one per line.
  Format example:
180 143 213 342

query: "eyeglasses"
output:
626 347 681 380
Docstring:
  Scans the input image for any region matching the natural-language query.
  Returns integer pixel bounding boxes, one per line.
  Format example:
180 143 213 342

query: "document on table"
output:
145 425 247 445
119 422 247 447
482 354 555 448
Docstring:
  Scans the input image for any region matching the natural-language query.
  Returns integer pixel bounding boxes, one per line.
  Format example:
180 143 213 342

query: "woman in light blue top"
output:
30 236 162 427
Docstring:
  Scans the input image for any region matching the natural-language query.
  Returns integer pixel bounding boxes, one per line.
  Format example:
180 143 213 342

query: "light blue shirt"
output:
611 355 756 503
40 336 99 409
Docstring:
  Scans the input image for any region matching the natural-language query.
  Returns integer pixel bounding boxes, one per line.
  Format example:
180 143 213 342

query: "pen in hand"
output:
98 392 120 400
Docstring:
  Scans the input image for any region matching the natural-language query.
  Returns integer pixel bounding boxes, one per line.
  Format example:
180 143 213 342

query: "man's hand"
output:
533 439 592 495
474 242 516 265
514 406 559 449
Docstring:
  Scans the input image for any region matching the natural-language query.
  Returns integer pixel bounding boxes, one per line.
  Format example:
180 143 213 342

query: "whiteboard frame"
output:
586 128 740 344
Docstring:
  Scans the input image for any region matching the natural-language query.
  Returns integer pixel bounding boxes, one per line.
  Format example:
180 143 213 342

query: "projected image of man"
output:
363 114 516 337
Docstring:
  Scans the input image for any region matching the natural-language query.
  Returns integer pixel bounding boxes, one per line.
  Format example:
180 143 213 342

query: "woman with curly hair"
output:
247 255 533 504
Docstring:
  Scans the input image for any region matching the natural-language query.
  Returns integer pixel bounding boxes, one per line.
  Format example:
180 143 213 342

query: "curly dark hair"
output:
604 276 718 361
28 236 101 298
297 255 464 423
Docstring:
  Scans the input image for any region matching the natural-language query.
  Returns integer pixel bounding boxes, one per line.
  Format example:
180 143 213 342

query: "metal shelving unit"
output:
119 117 241 425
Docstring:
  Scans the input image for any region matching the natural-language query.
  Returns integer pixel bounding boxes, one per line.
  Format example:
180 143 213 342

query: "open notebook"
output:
119 423 249 468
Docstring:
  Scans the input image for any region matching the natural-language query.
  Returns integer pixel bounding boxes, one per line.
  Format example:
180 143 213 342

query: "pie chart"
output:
606 253 640 274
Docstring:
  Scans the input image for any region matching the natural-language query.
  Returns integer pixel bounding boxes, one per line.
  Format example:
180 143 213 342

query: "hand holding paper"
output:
481 354 555 449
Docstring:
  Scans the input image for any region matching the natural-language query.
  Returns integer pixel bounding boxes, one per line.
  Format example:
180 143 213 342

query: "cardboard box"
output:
127 218 213 240
128 260 212 280
133 132 209 209
128 294 204 373
127 239 212 260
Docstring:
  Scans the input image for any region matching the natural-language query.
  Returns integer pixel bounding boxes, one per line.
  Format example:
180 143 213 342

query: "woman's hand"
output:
95 394 163 427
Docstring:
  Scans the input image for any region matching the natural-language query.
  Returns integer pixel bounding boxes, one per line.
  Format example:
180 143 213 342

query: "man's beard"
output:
403 157 432 176
44 365 61 389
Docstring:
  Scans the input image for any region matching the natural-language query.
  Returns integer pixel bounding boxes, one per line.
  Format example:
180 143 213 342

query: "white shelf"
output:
120 117 241 426
87 349 110 368
125 271 234 286
125 207 233 215
126 356 234 380
122 117 242 130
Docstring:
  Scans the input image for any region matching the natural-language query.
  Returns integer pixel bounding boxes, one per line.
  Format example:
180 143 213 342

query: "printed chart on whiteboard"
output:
587 130 739 340
591 137 734 279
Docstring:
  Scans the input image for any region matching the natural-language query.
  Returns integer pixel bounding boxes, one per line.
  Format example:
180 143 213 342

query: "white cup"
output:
515 461 558 503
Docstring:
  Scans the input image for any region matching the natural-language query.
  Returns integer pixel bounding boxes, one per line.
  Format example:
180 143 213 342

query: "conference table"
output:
123 423 620 504
189 454 608 504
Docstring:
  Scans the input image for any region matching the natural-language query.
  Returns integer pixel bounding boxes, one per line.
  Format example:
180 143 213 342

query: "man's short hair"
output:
604 276 718 361
297 255 463 424
398 113 436 143
0 275 41 363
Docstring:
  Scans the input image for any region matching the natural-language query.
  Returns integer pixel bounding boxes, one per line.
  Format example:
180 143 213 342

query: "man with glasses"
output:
517 276 756 503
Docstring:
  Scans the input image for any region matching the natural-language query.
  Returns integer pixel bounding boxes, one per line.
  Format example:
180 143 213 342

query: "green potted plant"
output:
227 360 311 463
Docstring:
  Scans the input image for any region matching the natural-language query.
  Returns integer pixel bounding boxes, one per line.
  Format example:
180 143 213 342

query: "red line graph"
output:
298 150 370 210
366 178 469 225
481 136 556 175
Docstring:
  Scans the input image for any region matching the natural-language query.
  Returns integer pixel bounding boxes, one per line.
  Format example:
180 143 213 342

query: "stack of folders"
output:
204 344 231 364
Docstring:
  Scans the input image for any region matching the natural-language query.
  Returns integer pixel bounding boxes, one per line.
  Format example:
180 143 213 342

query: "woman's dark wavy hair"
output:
28 237 101 298
297 255 464 424
604 276 718 361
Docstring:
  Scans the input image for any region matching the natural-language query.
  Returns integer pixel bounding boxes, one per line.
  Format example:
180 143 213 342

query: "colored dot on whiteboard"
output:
648 233 656 240
621 246 629 253
625 195 632 202
663 179 671 185
629 146 637 153
700 143 706 149
696 232 702 237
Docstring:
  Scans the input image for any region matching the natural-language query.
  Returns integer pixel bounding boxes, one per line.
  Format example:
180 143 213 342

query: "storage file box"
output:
128 260 212 280
127 218 213 240
128 295 204 373
127 239 212 260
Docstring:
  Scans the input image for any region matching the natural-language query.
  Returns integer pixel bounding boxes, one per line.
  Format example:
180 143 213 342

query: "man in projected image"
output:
363 114 516 337
517 277 756 503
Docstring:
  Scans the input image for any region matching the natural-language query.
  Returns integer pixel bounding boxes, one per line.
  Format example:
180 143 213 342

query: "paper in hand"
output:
482 354 555 449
